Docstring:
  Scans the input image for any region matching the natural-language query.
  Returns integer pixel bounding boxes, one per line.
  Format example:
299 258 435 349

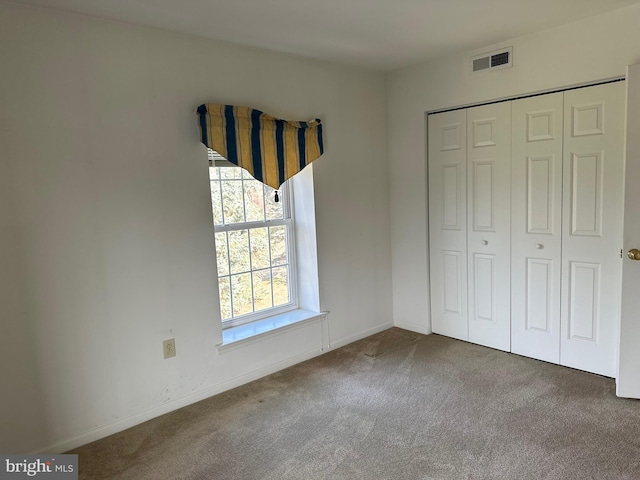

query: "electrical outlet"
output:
163 338 176 359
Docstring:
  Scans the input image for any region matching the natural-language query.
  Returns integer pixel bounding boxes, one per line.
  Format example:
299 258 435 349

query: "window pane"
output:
265 185 284 220
272 266 290 306
270 226 287 266
209 154 296 324
221 180 245 224
244 180 265 222
228 229 251 274
218 276 232 320
249 227 270 270
210 180 223 226
231 273 253 317
252 269 273 312
220 166 242 179
214 232 229 276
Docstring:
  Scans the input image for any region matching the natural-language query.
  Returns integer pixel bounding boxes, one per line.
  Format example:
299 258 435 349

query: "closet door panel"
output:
428 110 468 340
467 102 511 351
561 82 625 377
511 93 563 363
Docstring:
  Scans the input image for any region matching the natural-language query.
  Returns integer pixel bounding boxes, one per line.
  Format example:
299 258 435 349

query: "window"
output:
208 150 297 328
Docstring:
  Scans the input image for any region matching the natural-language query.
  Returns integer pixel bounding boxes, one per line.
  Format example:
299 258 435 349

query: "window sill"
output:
218 309 328 353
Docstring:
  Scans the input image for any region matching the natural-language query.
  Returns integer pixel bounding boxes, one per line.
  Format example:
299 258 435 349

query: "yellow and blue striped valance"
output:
197 104 324 190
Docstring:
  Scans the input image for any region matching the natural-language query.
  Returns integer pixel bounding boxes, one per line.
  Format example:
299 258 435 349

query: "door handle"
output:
628 249 640 260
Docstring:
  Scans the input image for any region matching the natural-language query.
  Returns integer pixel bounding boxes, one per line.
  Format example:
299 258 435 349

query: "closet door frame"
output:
426 78 626 378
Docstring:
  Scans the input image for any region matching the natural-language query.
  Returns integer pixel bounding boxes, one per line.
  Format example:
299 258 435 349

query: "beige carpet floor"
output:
70 328 640 479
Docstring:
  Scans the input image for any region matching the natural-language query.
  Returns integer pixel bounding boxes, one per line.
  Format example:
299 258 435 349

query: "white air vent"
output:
471 47 513 73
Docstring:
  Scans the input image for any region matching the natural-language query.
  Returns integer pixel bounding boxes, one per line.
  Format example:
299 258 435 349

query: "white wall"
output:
0 2 392 453
387 4 640 334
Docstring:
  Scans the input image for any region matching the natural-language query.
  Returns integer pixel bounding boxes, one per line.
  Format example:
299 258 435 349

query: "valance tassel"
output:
274 191 280 203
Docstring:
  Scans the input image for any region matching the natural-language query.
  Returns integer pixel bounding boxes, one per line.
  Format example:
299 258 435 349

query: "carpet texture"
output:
70 328 640 479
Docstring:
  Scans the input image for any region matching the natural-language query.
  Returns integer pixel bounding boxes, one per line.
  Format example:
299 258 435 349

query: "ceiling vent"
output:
471 47 513 73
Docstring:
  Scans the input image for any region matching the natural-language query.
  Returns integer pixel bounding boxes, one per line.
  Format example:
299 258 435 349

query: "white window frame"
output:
208 151 298 329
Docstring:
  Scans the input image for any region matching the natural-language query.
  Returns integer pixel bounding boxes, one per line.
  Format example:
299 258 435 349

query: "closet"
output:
428 82 625 376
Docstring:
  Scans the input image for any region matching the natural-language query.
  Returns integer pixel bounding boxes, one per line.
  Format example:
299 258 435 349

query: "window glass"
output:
208 154 296 326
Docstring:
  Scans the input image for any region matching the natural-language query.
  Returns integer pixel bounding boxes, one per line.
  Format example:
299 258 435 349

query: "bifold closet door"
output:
511 92 563 363
428 109 468 341
466 102 511 351
560 82 625 377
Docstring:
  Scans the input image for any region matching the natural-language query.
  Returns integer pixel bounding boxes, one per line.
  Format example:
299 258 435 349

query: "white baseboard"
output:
394 320 431 335
37 321 394 454
326 321 394 350
38 347 322 454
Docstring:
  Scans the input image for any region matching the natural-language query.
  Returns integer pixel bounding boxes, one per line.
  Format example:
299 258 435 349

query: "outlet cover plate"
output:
163 338 176 359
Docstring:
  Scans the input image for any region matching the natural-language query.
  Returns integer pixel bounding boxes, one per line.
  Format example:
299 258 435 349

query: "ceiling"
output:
9 0 640 71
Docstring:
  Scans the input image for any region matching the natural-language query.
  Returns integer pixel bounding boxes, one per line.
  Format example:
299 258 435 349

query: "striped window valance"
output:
197 104 324 190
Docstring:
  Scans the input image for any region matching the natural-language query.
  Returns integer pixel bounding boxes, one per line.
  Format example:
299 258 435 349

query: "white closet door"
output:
511 93 563 363
467 102 511 351
561 82 625 377
428 109 468 341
